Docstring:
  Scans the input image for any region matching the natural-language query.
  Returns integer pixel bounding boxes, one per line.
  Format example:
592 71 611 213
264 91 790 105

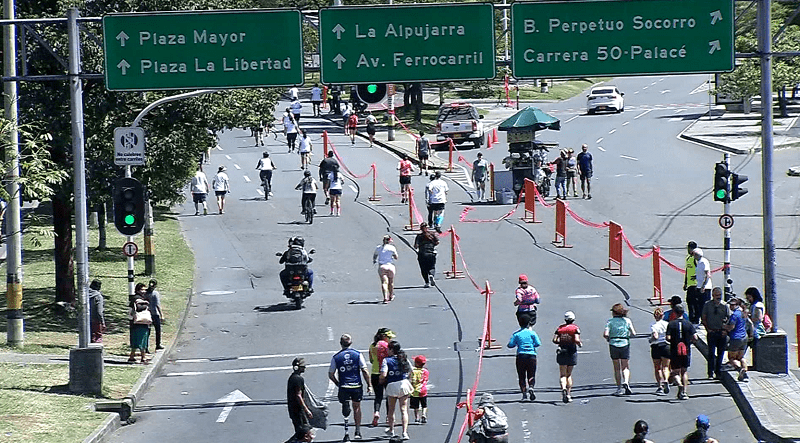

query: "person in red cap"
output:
514 274 540 327
410 355 429 424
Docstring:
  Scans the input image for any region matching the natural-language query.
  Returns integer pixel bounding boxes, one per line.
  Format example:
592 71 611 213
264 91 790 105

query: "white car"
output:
586 86 624 114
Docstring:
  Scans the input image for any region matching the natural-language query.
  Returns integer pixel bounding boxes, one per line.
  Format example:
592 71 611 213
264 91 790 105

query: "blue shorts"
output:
338 386 363 403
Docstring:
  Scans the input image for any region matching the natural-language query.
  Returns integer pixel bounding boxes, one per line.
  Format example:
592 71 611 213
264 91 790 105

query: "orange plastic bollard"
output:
492 127 499 144
323 130 329 157
649 246 666 306
603 221 628 276
444 226 464 279
481 281 501 350
796 314 800 368
368 163 381 201
486 134 493 149
489 163 496 202
403 187 419 231
552 199 573 248
447 139 454 172
522 178 541 223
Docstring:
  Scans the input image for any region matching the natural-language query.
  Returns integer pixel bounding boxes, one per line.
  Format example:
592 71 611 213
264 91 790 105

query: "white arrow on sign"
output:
116 31 130 47
710 10 723 25
117 59 130 75
215 389 251 423
333 54 346 69
708 40 721 54
332 24 345 39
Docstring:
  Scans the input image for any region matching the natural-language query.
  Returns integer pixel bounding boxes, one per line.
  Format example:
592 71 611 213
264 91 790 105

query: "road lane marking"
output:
634 110 651 119
257 189 264 196
327 327 334 341
661 90 671 94
174 347 439 364
568 294 603 299
564 115 580 124
674 109 685 113
348 185 358 194
324 380 336 407
225 155 232 160
669 118 683 122
216 145 223 151
620 155 639 161
622 121 629 126
597 146 606 152
233 164 241 170
614 174 628 177
595 138 603 144
608 129 616 135
215 390 251 423
243 175 251 183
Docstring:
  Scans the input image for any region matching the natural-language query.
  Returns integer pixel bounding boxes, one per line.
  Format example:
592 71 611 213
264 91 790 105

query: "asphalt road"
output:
105 75 800 443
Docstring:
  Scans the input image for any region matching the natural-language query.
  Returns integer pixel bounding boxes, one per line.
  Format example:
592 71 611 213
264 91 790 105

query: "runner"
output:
328 334 371 442
310 84 323 117
514 274 539 327
604 303 636 396
397 155 414 204
507 315 541 402
552 311 581 403
298 130 313 170
368 328 396 427
416 131 430 176
365 111 378 147
347 111 359 144
472 153 489 201
649 307 671 395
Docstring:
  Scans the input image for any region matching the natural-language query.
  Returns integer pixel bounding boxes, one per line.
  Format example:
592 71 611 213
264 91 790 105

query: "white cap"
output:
564 311 576 321
693 247 704 257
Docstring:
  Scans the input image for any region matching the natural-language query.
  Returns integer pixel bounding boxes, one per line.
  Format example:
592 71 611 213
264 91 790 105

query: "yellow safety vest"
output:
685 255 697 285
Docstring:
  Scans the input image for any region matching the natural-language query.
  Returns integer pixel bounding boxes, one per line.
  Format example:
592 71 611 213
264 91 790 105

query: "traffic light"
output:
713 162 729 202
355 83 387 104
114 177 145 236
731 172 748 201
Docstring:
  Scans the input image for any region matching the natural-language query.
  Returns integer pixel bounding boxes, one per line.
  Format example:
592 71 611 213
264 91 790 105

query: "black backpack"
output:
286 246 306 265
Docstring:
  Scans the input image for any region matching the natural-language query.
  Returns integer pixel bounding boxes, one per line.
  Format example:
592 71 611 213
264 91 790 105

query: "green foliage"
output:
717 3 800 99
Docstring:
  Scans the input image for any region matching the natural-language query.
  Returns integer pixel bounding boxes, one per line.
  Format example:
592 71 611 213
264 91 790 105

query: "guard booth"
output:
498 107 561 200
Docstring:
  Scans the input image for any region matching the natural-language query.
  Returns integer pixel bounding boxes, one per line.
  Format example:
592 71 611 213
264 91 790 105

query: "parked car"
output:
436 103 485 149
586 86 624 114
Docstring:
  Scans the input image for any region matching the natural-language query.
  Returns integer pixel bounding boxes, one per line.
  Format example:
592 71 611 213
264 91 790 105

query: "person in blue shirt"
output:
507 316 541 402
725 298 750 382
329 334 372 442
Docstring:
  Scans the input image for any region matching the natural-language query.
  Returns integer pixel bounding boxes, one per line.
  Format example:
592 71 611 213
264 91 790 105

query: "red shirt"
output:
555 323 581 347
347 114 358 128
398 160 413 176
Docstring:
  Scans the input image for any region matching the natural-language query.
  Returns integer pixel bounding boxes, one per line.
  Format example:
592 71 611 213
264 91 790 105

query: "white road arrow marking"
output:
709 40 721 54
116 31 129 47
215 389 252 423
117 59 130 75
332 24 345 39
333 54 346 69
710 10 723 25
661 90 671 94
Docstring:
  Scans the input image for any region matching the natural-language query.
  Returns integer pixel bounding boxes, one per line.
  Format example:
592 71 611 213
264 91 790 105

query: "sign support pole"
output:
723 153 732 299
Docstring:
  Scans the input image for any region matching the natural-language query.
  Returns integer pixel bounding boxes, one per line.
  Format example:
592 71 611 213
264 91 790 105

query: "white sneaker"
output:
402 432 410 440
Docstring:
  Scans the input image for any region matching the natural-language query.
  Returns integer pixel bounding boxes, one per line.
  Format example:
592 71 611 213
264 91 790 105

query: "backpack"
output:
480 405 508 434
286 246 306 265
676 321 688 356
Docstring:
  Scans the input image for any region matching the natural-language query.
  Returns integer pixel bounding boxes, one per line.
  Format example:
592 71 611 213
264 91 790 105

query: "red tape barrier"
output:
329 141 375 179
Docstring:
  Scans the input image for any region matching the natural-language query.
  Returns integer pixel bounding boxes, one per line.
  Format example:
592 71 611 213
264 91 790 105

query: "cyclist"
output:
295 170 318 216
255 152 277 198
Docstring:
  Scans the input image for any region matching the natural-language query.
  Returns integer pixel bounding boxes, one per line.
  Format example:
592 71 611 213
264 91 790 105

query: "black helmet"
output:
292 237 305 247
263 151 269 157
304 170 311 177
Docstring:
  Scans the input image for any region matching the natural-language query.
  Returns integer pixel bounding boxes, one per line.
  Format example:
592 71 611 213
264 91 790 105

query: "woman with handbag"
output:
128 283 152 364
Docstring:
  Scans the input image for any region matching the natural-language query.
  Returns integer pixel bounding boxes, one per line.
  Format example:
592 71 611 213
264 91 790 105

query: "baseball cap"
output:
414 355 427 366
696 415 710 429
564 311 576 321
292 357 306 368
693 247 704 257
218 165 226 172
669 295 683 305
519 274 528 283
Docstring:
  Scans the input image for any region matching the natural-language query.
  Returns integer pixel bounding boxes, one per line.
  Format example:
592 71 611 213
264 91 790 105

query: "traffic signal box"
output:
713 162 730 202
730 172 748 201
355 83 387 104
114 177 145 236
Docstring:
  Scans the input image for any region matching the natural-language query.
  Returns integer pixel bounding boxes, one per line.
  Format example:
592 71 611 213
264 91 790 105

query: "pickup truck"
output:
435 103 485 150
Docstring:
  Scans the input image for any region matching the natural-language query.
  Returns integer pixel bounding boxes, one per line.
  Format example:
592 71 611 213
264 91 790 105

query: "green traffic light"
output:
367 84 378 94
125 214 135 225
715 189 727 200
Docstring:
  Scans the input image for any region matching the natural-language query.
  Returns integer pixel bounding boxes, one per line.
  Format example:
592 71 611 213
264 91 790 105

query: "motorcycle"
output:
276 249 314 309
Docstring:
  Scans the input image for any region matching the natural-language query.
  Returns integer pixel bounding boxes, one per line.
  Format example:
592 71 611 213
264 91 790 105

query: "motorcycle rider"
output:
279 237 314 295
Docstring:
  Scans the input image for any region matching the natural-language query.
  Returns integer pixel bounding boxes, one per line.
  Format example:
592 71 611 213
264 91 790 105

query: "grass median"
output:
0 208 194 443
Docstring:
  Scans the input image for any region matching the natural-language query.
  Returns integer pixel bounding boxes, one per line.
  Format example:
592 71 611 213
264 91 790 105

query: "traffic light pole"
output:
125 166 135 301
722 153 732 298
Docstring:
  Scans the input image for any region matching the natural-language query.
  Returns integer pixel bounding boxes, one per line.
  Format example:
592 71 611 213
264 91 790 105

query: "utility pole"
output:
722 153 732 298
758 0 777 332
66 7 103 394
3 0 23 347
387 0 395 142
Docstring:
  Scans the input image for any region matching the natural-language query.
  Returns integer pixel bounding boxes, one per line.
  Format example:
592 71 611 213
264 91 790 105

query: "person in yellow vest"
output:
683 241 700 324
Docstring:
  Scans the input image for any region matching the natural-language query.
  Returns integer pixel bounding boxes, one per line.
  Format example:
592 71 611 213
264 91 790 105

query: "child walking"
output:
410 355 429 423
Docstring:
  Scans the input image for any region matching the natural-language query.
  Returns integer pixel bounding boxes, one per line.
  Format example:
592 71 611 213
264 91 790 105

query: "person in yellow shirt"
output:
683 241 699 324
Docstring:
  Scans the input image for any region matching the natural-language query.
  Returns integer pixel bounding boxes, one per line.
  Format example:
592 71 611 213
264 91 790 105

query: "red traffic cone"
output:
486 134 493 149
492 127 499 144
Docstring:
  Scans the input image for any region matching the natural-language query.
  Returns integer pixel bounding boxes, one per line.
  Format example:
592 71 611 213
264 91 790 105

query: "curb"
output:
83 286 196 443
678 116 751 155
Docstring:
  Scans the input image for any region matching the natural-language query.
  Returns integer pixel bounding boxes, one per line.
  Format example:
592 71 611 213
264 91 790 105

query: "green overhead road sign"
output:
103 10 303 91
511 0 734 78
319 3 496 84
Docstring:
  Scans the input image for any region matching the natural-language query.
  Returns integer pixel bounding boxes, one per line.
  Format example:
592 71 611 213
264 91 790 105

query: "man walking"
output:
146 279 165 351
291 97 303 124
287 358 314 443
693 248 713 325
725 297 750 382
683 241 699 323
666 304 697 400
319 151 340 205
472 153 489 201
212 165 230 214
425 171 448 233
576 144 593 199
190 166 209 216
310 83 323 117
329 334 372 441
88 279 105 343
416 132 431 176
701 287 729 379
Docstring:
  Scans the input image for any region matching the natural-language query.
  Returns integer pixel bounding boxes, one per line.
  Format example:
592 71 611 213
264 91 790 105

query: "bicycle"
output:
303 197 314 224
261 176 271 201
